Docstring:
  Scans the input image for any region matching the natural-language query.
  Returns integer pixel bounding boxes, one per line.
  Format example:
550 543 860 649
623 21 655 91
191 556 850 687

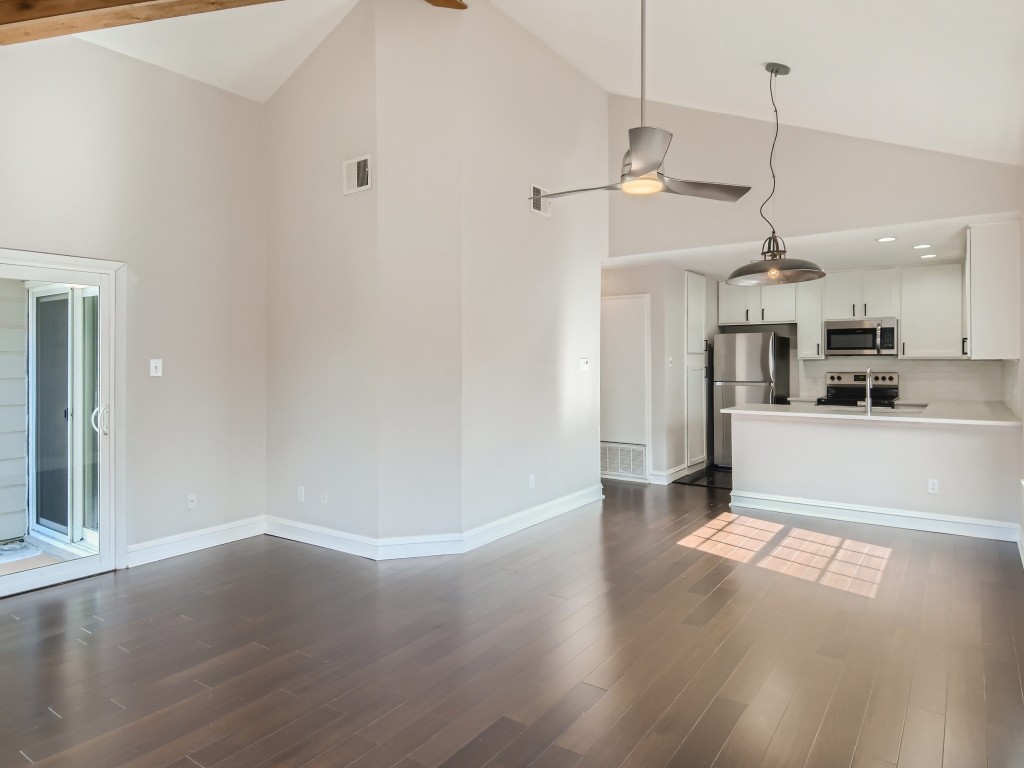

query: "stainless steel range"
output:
816 371 900 408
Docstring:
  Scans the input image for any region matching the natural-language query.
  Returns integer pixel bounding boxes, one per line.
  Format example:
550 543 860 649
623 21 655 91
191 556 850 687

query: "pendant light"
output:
727 63 824 286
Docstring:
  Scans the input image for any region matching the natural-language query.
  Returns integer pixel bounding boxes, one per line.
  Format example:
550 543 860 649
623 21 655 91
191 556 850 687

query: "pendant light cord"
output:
759 68 779 235
640 0 646 127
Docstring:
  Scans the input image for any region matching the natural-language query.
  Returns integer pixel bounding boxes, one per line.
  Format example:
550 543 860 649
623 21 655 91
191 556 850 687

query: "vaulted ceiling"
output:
65 0 1024 167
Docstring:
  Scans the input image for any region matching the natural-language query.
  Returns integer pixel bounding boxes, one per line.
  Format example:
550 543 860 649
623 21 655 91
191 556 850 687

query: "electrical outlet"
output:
297 485 305 502
149 359 163 377
578 358 590 371
186 493 198 510
320 491 328 507
529 474 536 489
928 479 939 494
668 356 674 368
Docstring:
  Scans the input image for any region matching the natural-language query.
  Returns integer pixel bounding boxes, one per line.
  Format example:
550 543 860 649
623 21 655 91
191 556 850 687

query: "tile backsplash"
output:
797 358 1005 403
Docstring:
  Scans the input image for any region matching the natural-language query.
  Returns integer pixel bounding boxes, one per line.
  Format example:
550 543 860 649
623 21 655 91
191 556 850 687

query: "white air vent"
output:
531 185 551 217
600 442 647 480
344 155 372 195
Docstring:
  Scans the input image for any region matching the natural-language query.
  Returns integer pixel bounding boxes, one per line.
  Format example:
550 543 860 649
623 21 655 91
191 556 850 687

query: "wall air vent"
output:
531 185 551 217
343 155 372 195
600 442 647 481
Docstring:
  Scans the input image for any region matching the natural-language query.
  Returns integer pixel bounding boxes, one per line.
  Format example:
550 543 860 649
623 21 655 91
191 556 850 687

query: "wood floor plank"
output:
0 483 1019 768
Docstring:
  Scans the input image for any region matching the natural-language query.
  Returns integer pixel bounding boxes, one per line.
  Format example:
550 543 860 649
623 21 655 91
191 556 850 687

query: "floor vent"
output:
601 442 647 480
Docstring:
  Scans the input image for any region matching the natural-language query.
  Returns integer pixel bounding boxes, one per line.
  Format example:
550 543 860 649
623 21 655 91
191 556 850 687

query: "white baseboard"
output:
126 516 266 567
648 464 691 486
462 484 604 552
731 490 1023 543
265 484 604 561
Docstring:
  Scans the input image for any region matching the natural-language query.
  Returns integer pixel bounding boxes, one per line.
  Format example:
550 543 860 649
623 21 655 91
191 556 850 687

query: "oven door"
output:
825 321 879 356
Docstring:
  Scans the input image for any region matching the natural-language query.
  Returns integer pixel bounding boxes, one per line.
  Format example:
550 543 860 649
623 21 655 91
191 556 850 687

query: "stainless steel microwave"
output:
824 318 898 356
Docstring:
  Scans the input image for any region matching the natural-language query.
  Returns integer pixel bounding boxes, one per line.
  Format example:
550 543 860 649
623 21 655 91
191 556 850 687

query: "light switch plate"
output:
579 358 590 371
149 359 163 377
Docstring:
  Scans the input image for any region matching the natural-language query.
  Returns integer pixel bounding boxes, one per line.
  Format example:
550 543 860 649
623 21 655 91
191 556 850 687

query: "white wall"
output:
458 0 606 531
265 0 606 541
265 0 379 539
0 280 26 541
609 95 1023 258
0 38 268 546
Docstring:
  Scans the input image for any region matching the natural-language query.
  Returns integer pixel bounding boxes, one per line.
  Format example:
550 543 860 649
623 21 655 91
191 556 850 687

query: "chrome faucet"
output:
865 367 872 416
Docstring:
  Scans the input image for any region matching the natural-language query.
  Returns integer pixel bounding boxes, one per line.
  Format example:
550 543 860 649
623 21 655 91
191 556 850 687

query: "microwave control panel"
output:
879 326 896 350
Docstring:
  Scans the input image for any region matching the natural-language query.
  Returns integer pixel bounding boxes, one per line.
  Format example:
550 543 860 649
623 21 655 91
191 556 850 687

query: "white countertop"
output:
723 400 1021 428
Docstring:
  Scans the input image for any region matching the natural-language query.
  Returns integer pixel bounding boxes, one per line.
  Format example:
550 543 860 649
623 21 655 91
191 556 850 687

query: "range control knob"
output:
889 376 895 381
836 375 842 381
873 375 879 381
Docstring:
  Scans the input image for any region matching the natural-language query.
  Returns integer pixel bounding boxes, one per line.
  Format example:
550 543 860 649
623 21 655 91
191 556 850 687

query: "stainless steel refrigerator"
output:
713 332 790 467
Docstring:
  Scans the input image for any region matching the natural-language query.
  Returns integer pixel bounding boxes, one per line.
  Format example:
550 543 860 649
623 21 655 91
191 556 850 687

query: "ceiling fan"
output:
531 0 750 204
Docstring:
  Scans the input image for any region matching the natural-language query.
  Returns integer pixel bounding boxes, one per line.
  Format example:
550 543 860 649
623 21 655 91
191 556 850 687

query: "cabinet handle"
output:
762 308 765 321
962 337 968 356
902 342 906 356
816 342 820 356
852 303 856 317
746 309 749 321
704 365 708 379
703 339 708 352
864 303 867 316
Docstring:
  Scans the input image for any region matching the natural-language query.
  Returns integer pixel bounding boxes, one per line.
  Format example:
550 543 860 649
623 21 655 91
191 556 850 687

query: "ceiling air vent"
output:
531 185 551 217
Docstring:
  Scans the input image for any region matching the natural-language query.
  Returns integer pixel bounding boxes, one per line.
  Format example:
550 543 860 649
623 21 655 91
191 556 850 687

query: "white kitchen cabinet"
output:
795 279 824 359
900 264 964 359
685 356 707 466
823 271 861 319
823 269 899 319
717 282 791 324
760 284 796 322
685 272 707 354
861 268 900 318
966 220 1020 360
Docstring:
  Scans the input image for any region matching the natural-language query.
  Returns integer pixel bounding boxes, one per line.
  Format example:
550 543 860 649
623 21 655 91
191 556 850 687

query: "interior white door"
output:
685 359 707 465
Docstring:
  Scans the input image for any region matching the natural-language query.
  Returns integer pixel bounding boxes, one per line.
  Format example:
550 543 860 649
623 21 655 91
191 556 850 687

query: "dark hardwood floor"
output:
2 481 1023 767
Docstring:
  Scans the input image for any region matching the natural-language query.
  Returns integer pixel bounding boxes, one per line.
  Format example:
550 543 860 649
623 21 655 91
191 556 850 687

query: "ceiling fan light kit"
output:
529 0 750 206
727 63 825 286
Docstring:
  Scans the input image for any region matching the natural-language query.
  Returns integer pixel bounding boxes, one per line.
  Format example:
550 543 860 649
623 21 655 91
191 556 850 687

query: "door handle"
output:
90 406 101 434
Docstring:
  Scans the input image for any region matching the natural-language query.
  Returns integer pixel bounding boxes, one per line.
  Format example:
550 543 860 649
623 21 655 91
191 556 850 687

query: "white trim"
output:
649 464 691 486
266 484 605 561
731 490 1022 542
125 516 266 567
601 473 648 484
462 484 604 552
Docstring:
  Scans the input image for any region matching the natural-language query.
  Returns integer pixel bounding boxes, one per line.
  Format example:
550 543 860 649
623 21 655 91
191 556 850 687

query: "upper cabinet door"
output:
823 271 862 319
760 284 796 323
718 282 749 324
900 264 964 359
685 272 707 354
966 221 1020 360
795 279 824 359
861 268 900 318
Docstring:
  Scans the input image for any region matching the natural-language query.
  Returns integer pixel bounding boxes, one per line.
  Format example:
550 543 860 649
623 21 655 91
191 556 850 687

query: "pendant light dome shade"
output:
727 63 824 287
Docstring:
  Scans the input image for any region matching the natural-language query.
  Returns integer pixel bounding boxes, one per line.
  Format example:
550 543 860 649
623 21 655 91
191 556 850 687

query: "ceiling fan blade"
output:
424 0 467 8
530 184 622 200
625 127 672 178
660 175 751 203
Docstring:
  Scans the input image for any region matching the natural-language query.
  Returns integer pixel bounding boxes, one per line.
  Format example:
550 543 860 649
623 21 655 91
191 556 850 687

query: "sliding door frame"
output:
0 248 126 598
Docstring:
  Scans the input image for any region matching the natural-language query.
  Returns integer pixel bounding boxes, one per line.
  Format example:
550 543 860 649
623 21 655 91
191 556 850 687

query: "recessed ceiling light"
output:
913 244 931 249
876 236 897 243
920 254 937 259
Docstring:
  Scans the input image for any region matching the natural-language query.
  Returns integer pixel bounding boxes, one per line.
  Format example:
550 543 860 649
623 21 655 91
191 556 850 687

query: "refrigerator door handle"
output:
767 333 776 394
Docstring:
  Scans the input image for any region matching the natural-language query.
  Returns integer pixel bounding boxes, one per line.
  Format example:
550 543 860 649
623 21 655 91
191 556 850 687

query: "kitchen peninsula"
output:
724 400 1022 542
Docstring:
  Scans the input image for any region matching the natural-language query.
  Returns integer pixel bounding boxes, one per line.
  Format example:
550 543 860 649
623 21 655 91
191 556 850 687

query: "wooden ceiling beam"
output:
0 0 284 46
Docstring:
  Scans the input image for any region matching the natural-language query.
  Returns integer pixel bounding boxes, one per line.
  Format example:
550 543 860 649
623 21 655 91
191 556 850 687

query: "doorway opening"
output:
0 251 123 596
